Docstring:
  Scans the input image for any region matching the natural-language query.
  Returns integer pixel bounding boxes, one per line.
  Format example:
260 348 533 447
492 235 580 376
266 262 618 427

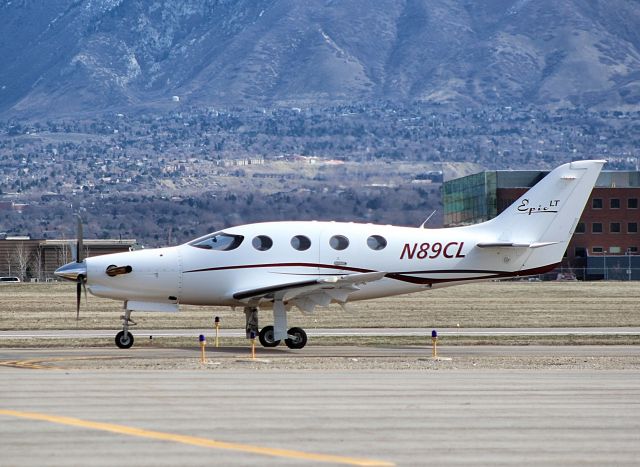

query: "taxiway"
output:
1 326 639 340
1 345 640 465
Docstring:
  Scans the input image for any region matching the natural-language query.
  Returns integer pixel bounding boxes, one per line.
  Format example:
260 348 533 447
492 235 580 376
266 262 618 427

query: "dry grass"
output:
2 335 639 349
1 281 639 331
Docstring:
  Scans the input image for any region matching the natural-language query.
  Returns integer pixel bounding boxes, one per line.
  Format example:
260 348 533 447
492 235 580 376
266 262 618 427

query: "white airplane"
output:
55 160 605 349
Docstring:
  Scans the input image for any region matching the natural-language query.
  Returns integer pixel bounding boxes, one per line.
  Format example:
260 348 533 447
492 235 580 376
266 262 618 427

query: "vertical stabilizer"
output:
474 160 606 270
485 160 605 242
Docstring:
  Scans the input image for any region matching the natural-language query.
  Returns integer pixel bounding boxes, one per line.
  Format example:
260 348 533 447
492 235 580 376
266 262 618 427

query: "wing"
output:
232 271 386 313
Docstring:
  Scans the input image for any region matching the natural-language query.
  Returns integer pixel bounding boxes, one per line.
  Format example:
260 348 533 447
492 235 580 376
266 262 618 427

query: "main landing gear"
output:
245 304 308 350
258 325 308 349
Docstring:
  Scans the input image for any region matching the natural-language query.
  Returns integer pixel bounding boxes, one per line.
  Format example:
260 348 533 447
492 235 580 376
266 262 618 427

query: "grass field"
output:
1 281 639 331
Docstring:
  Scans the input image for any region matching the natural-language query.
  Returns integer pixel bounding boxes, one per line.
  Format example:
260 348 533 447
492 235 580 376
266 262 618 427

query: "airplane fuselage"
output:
85 220 555 309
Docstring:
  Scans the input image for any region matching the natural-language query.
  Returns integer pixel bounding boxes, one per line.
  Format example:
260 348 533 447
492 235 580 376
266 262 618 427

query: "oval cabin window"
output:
367 235 387 251
329 235 349 251
252 235 273 251
291 235 311 251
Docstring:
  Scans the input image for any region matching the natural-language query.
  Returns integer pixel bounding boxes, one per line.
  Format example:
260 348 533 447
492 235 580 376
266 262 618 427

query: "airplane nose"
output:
54 261 87 282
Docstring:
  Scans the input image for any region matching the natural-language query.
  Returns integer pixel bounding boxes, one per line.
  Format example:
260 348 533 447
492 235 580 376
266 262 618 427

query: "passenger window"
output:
367 235 387 251
291 235 311 251
190 233 244 251
329 235 349 250
252 235 273 251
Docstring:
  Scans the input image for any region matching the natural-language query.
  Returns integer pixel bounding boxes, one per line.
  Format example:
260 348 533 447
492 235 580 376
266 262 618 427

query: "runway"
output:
2 326 639 340
1 346 640 465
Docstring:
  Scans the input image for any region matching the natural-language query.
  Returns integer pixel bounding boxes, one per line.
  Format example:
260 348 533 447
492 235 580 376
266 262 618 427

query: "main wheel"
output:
285 327 307 349
115 330 134 349
259 325 281 347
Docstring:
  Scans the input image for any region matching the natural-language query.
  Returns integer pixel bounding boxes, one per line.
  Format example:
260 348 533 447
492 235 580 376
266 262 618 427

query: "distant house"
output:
0 200 31 212
216 158 265 167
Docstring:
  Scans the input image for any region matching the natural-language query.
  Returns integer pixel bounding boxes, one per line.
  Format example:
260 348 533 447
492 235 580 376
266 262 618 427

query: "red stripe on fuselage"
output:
183 262 559 285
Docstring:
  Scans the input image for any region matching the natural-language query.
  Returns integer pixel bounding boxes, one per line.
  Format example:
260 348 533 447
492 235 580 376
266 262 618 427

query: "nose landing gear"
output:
115 307 136 349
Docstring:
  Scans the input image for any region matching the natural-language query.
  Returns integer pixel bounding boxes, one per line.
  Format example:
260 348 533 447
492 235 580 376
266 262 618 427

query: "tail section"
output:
486 160 605 242
472 160 606 271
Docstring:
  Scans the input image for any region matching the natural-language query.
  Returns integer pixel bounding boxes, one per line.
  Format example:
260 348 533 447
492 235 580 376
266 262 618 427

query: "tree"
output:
32 247 44 282
12 243 30 281
57 242 71 267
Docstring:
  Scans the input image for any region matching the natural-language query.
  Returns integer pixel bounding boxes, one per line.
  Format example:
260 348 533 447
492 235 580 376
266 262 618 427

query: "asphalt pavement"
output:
1 363 639 466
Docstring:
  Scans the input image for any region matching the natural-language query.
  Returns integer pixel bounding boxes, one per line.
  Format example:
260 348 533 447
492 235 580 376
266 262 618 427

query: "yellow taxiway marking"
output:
0 356 129 370
0 360 50 370
0 409 394 466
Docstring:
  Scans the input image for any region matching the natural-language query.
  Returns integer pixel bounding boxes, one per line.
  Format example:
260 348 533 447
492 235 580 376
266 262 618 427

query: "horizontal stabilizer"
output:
477 241 559 249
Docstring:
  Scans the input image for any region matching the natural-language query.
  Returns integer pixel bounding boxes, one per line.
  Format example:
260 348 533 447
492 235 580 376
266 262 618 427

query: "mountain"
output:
2 0 640 117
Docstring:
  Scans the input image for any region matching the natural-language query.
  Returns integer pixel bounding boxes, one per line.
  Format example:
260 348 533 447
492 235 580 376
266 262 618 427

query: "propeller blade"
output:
76 280 81 321
76 214 84 263
69 240 77 262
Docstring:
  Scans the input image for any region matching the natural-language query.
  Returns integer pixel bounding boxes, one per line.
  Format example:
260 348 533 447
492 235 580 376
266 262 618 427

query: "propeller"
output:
75 214 86 321
53 214 89 322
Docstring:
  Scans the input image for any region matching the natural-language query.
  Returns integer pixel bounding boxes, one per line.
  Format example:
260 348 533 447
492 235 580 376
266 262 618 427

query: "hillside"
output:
1 0 640 117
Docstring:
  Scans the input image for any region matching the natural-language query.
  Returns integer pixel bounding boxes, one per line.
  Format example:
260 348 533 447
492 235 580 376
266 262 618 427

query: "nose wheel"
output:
115 330 134 349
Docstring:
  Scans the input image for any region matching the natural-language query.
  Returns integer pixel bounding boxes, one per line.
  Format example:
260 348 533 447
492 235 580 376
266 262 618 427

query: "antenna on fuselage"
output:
420 210 437 229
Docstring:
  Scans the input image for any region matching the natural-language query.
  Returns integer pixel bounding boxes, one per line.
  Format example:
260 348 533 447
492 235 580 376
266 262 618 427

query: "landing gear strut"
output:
115 307 136 349
244 306 259 338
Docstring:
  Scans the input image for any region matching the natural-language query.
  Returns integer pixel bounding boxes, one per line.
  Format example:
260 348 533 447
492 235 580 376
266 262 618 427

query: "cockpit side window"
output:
190 233 244 251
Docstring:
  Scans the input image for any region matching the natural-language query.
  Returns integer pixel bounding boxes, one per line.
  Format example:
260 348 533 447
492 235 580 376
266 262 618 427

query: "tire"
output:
258 325 280 347
115 330 134 349
285 327 307 349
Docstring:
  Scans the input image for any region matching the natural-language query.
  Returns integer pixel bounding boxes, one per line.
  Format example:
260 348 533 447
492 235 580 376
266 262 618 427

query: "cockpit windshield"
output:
189 232 244 251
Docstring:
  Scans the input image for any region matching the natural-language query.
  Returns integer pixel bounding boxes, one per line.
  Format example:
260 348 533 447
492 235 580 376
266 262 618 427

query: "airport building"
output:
443 168 640 280
0 237 137 281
